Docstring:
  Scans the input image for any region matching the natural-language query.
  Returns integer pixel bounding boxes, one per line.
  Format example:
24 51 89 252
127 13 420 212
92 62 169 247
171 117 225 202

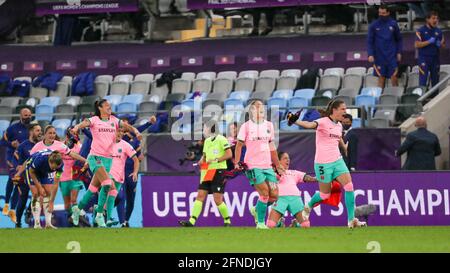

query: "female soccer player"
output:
266 152 317 229
25 150 64 229
103 128 139 227
234 99 284 229
288 99 366 228
70 99 142 227
178 122 233 227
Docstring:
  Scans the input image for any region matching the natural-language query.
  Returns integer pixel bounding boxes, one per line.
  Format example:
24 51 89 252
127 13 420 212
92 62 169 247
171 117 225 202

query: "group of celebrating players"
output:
179 99 367 229
3 99 155 229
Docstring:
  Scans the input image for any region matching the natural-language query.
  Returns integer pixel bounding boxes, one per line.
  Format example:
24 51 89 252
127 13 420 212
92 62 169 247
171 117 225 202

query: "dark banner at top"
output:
35 0 139 15
187 0 412 10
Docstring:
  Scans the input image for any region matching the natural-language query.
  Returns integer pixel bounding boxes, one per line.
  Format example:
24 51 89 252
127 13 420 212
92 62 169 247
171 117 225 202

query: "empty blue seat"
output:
39 96 61 108
52 119 72 137
280 119 302 131
361 87 382 98
0 120 10 136
122 94 144 105
181 99 202 111
224 98 244 109
288 97 309 111
267 97 288 117
104 95 123 111
294 89 316 103
272 89 293 100
352 117 362 128
35 104 54 121
117 102 138 118
223 106 244 124
228 91 250 103
355 95 377 114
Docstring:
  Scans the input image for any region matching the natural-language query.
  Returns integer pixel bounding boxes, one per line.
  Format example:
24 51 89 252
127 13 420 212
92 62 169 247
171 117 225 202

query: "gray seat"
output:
49 82 69 98
316 89 337 99
134 74 154 82
345 67 367 76
30 87 48 99
407 72 419 88
139 101 159 117
406 86 426 96
235 77 255 92
281 69 301 78
276 76 297 90
130 81 151 95
59 76 73 85
374 109 396 122
150 81 170 99
260 69 280 78
202 99 223 108
181 72 196 81
383 87 404 97
55 104 75 120
338 88 359 98
213 78 233 95
166 93 186 103
217 71 237 80
311 96 331 106
342 74 363 90
378 94 399 110
249 91 271 102
255 77 276 93
110 82 129 95
324 67 345 78
114 74 133 83
0 97 22 108
238 70 259 79
62 96 81 107
192 79 212 93
334 95 353 106
196 72 216 80
95 75 113 83
149 88 169 103
94 82 109 97
368 117 390 128
172 79 192 95
206 92 227 102
319 75 341 90
0 105 13 121
364 74 379 87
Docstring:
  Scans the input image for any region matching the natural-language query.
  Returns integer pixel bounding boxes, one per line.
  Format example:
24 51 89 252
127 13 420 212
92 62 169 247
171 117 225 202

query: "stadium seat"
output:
319 75 341 90
288 97 309 111
55 104 75 120
355 94 377 113
373 109 396 124
311 96 331 106
368 118 390 128
110 82 130 96
206 92 228 103
150 81 170 97
139 101 159 118
117 102 138 118
181 72 196 81
59 76 73 85
294 89 316 103
196 72 216 80
324 67 345 77
407 72 419 88
378 94 398 110
267 97 288 116
217 71 237 80
77 103 94 117
345 67 367 76
35 104 54 121
52 119 72 137
148 88 168 104
134 74 154 82
405 86 426 96
130 81 151 95
37 120 51 130
222 105 244 124
281 69 301 78
123 94 144 105
62 96 81 107
0 106 13 122
229 91 250 103
23 97 40 108
224 98 244 109
104 95 123 111
172 79 192 95
397 94 420 122
260 69 280 78
276 76 297 90
203 99 223 109
235 77 255 92
0 120 10 136
249 91 271 103
94 82 110 97
342 74 363 90
30 87 49 99
361 87 382 98
272 89 293 100
192 78 212 93
49 82 69 97
114 74 134 83
280 119 302 131
0 97 22 108
334 95 353 106
238 70 259 79
96 75 113 83
352 118 361 128
383 87 404 97
39 97 60 108
316 89 337 99
166 93 186 103
338 88 359 98
213 78 234 96
255 77 276 93
364 74 379 88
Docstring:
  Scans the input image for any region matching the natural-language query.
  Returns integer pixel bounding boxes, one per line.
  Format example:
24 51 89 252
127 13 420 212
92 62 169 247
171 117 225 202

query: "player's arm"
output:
396 133 414 156
303 174 318 183
208 148 232 164
295 120 318 129
339 137 348 157
129 154 140 182
415 31 435 48
270 141 285 175
72 119 91 133
367 23 375 62
121 121 142 141
29 168 46 197
234 140 244 167
51 172 61 202
68 150 86 163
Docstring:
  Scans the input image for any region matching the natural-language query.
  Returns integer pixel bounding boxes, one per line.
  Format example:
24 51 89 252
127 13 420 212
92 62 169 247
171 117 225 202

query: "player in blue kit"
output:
25 149 64 229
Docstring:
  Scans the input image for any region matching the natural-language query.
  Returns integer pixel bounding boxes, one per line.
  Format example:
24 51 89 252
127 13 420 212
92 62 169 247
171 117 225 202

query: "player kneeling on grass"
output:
267 152 317 229
25 150 64 229
179 122 233 227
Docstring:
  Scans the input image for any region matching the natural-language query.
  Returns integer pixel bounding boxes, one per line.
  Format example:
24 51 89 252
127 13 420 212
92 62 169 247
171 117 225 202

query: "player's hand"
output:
138 154 145 161
135 131 143 141
287 111 301 126
81 162 89 173
397 53 402 62
368 56 374 63
276 165 286 176
149 115 157 124
11 140 19 149
130 172 138 182
39 187 46 197
427 37 436 45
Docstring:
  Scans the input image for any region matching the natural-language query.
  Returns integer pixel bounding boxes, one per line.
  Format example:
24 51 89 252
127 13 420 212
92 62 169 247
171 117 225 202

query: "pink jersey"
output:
60 143 81 182
30 140 70 156
88 115 120 158
278 170 306 196
237 120 275 169
314 117 343 164
110 140 137 183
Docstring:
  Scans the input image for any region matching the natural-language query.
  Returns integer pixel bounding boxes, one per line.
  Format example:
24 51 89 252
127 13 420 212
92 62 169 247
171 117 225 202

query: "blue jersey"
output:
367 18 403 64
26 149 64 180
125 137 140 174
416 25 443 57
16 139 37 165
2 121 28 165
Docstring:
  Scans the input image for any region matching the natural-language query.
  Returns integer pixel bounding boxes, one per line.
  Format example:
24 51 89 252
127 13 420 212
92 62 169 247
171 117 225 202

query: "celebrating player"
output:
25 150 64 229
287 99 366 228
70 99 142 227
266 152 317 229
178 121 233 227
234 99 284 229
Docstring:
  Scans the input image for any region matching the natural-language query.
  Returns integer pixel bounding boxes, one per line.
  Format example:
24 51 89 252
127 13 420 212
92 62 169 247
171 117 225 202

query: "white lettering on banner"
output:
303 191 321 216
386 190 404 215
367 190 384 215
153 192 170 217
249 191 259 208
427 190 442 215
224 192 247 217
203 195 220 217
174 192 187 217
405 190 425 215
445 190 449 215
330 202 343 216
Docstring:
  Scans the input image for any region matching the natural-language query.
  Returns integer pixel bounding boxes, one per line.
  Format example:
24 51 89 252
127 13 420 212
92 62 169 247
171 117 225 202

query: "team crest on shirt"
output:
267 129 270 134
111 123 115 127
118 148 122 153
389 26 393 31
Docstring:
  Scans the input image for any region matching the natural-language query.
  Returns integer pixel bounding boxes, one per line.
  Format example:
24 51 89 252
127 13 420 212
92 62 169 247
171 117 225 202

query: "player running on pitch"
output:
267 152 317 229
287 99 366 229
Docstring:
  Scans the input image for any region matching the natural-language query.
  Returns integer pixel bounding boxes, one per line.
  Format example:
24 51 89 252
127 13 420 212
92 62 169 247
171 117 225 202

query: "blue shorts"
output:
373 62 398 78
25 168 54 186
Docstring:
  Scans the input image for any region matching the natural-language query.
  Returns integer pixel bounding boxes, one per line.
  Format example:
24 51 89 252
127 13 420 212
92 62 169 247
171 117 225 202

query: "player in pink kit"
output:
103 128 139 227
266 152 317 229
288 99 366 229
234 99 285 229
70 99 142 227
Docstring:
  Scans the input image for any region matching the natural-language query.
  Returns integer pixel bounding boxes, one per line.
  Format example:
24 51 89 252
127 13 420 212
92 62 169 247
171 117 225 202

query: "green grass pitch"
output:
0 226 449 253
